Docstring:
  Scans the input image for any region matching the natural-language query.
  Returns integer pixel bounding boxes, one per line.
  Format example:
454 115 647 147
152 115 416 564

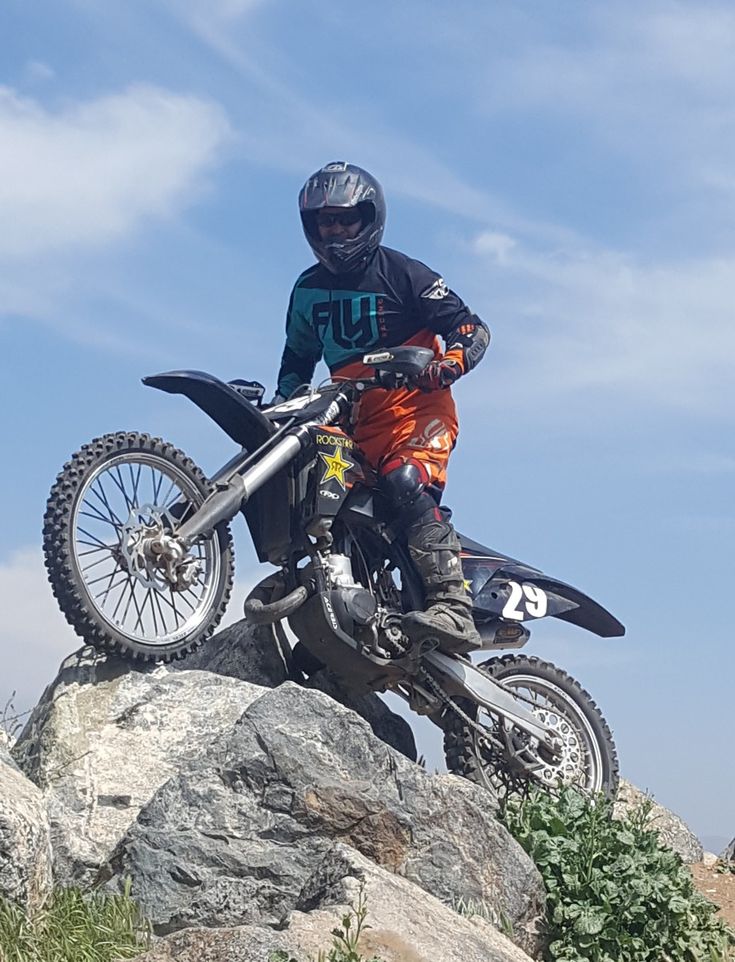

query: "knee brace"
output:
379 461 440 528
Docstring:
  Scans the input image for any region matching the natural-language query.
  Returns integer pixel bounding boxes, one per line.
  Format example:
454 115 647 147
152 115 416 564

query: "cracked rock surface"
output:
12 646 268 887
102 683 544 956
0 749 53 913
129 846 535 962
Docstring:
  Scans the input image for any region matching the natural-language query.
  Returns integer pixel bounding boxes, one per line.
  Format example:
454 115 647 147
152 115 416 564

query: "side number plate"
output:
502 581 548 620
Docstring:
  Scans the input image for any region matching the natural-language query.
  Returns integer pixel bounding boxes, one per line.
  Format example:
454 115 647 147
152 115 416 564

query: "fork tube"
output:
176 434 302 545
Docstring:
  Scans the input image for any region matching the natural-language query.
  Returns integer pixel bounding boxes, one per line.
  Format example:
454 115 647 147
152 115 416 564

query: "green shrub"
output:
501 787 735 962
0 881 150 962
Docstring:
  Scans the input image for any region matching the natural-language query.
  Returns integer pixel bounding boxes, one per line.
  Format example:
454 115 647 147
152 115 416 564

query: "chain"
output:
418 665 506 752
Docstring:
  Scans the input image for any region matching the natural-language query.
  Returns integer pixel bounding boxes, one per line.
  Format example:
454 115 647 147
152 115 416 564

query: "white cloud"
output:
467 235 735 416
474 231 517 264
0 548 79 716
0 546 267 720
0 84 231 258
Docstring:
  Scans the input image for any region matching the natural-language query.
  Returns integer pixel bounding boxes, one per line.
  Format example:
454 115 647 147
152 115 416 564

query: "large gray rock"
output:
614 779 704 863
173 619 291 687
306 668 417 761
12 646 268 886
0 734 20 773
102 683 544 955
0 751 53 914
129 924 294 962
723 837 735 862
175 618 416 760
130 845 535 962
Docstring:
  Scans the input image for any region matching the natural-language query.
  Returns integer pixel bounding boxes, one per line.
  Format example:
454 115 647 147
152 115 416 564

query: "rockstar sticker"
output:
320 447 353 489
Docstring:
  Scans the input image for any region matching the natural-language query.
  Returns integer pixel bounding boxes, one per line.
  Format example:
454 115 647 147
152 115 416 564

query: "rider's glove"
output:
414 357 463 392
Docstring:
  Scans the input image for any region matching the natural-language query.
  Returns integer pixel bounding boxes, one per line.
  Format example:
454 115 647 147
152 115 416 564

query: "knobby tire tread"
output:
443 653 619 799
43 431 234 663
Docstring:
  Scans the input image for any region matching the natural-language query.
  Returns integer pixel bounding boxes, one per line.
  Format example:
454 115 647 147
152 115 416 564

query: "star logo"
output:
320 447 353 489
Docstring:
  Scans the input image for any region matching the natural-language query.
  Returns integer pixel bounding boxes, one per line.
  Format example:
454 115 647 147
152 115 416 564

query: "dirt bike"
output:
43 346 624 799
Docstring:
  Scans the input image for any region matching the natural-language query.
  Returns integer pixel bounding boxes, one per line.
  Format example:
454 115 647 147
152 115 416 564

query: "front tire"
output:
444 654 619 799
43 432 234 662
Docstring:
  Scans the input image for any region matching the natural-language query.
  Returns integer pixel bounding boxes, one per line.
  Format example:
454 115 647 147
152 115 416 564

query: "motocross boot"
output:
402 513 482 654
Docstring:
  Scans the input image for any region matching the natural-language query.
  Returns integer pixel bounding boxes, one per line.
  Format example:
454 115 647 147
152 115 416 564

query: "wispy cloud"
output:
471 3 735 197
0 84 231 259
465 232 735 417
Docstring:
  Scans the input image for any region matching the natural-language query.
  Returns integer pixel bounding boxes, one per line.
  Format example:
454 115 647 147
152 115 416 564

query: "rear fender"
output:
476 565 624 638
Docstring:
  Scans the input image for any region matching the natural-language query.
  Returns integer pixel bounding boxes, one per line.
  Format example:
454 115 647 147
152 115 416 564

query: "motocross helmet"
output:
299 161 386 275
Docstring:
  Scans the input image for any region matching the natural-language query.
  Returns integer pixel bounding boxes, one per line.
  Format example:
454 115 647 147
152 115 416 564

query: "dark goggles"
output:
315 209 363 228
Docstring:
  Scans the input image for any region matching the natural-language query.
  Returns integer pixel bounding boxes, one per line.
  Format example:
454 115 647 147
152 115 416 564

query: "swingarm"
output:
424 651 561 753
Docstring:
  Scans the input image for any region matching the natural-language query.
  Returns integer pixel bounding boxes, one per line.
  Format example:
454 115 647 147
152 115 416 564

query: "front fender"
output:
143 370 275 450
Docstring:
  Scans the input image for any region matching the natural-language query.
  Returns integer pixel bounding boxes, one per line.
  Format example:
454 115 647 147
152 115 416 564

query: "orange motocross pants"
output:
335 348 459 489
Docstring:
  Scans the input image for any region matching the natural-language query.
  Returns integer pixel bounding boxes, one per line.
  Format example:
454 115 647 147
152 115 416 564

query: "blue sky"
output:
1 1 733 848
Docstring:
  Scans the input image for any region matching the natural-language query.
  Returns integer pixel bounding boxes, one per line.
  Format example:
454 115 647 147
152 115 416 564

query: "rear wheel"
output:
43 432 234 662
444 654 619 800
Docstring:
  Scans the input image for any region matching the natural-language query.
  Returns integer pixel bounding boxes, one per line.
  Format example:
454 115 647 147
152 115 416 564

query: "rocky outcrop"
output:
172 620 291 687
306 667 417 761
12 645 269 886
723 838 735 862
130 845 535 962
177 620 417 760
0 749 53 914
101 683 545 956
614 780 704 863
25 615 730 958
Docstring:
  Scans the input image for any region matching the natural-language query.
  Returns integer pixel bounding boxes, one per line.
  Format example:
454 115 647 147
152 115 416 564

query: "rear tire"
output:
444 654 619 799
43 431 234 662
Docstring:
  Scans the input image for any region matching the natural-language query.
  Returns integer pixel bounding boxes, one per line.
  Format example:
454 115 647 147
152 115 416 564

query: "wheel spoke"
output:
81 554 119 575
94 573 130 603
128 462 143 507
160 477 178 508
78 523 118 548
78 544 114 558
89 481 125 527
110 465 136 513
68 446 227 650
111 580 129 623
79 503 122 529
151 465 164 504
130 583 147 634
143 587 159 636
85 567 126 588
152 589 169 635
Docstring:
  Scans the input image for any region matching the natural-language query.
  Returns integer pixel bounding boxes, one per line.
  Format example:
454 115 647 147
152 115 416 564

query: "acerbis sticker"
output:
502 581 548 620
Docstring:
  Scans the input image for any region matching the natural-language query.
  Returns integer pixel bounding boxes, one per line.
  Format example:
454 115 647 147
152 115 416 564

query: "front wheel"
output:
43 432 234 662
444 655 619 800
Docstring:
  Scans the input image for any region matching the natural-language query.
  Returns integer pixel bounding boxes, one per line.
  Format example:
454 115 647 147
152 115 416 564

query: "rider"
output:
274 161 490 653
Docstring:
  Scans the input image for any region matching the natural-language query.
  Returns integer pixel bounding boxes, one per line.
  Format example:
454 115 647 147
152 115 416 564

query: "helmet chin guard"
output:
299 161 386 275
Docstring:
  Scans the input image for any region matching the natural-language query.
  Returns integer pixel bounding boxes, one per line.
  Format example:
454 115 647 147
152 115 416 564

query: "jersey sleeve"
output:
408 259 490 375
276 284 323 399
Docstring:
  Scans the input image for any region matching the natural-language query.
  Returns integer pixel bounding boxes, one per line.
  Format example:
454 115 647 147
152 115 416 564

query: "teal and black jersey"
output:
276 246 489 399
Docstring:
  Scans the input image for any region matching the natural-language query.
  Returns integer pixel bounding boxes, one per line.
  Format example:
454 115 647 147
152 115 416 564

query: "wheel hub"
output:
122 504 202 591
